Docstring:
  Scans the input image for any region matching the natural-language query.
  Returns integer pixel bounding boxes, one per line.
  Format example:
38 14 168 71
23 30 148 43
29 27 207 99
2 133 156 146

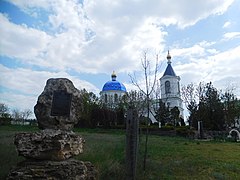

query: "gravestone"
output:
7 78 97 180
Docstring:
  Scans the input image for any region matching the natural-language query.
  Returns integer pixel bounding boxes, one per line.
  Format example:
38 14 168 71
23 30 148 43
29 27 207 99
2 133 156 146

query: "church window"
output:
104 94 107 103
167 102 170 107
178 82 180 94
114 94 118 102
165 81 171 94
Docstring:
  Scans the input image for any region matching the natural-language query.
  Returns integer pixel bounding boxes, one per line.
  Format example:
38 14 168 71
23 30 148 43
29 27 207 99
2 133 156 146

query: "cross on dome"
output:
167 50 171 64
111 71 117 81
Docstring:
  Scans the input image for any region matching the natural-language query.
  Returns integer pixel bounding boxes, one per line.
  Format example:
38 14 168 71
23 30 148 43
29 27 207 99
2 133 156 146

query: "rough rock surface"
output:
34 78 82 130
7 159 98 180
14 129 84 161
8 78 98 179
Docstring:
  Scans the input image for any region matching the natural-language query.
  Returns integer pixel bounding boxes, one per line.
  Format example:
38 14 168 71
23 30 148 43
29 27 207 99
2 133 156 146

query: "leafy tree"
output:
0 103 11 125
170 106 180 126
221 89 240 128
0 103 10 118
181 83 198 127
77 89 100 128
192 82 224 131
155 100 170 126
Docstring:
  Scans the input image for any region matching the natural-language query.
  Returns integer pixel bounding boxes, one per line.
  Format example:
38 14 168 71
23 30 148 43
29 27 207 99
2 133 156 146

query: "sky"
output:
0 0 240 119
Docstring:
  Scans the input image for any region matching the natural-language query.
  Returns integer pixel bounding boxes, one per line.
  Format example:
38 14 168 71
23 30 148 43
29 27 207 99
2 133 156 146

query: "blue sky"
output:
0 0 240 119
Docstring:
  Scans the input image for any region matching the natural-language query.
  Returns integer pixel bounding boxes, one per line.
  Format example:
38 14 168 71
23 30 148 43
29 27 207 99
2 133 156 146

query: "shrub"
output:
161 125 175 131
176 126 195 138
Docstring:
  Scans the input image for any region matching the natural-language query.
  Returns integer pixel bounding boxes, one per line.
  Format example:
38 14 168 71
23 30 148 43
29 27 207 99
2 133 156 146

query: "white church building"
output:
160 51 184 118
99 51 184 123
100 71 127 108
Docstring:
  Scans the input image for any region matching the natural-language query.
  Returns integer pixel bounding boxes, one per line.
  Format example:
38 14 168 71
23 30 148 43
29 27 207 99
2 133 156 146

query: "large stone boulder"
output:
14 129 84 161
34 78 82 130
7 159 97 180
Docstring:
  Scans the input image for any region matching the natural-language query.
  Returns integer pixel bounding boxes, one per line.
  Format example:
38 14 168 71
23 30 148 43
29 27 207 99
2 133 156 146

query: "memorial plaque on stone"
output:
51 90 72 116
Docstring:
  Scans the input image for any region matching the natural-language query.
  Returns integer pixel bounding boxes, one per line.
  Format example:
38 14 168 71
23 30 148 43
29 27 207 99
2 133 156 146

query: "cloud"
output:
0 14 51 61
223 21 231 28
0 64 99 113
84 0 234 28
174 45 240 97
2 0 235 74
223 32 240 40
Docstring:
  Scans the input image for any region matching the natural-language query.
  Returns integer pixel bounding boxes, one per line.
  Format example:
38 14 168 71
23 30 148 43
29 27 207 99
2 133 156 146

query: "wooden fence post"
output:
126 108 139 180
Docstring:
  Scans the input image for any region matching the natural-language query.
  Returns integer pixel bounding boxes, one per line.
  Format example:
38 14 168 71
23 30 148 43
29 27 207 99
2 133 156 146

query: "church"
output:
100 71 127 108
160 51 184 119
100 51 184 121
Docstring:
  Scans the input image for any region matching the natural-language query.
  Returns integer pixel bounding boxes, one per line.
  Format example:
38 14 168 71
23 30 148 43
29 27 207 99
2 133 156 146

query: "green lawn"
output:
0 125 240 179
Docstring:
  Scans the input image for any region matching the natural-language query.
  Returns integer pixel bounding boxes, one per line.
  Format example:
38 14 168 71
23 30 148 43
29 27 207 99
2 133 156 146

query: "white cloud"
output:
223 32 240 40
174 45 240 98
2 0 235 74
223 21 231 28
0 91 37 116
0 65 99 113
0 65 99 95
0 14 51 61
84 0 234 28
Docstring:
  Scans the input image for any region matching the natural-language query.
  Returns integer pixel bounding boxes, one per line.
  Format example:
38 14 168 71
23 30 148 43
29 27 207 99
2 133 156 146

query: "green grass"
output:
0 125 240 179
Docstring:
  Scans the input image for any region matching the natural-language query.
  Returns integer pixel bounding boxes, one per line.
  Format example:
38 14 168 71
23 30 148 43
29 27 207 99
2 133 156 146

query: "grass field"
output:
0 125 240 179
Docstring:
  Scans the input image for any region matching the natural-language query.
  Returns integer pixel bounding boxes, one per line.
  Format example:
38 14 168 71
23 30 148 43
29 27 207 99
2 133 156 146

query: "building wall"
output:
160 75 184 118
100 90 126 108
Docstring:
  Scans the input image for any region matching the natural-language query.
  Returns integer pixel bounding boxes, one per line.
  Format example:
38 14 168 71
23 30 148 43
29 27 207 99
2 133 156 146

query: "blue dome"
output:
102 72 127 92
102 80 127 92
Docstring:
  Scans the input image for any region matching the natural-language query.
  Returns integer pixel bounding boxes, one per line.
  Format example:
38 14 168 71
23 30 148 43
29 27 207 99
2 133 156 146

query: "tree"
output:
11 108 33 125
155 100 170 126
221 88 240 128
170 106 180 126
129 51 159 171
12 109 22 124
181 83 198 127
192 82 224 131
0 103 11 125
22 109 33 120
77 89 100 128
0 103 10 118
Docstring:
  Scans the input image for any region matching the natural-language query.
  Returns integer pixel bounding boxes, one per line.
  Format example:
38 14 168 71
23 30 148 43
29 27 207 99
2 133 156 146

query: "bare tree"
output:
22 109 33 123
129 51 160 171
12 109 22 124
12 108 32 125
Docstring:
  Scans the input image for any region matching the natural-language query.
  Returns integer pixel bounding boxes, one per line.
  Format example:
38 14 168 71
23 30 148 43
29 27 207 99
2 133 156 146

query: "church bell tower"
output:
160 51 184 119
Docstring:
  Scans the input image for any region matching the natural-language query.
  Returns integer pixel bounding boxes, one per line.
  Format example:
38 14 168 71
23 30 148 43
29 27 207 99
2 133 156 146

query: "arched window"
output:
104 94 108 103
114 94 118 103
165 81 171 94
177 82 180 94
